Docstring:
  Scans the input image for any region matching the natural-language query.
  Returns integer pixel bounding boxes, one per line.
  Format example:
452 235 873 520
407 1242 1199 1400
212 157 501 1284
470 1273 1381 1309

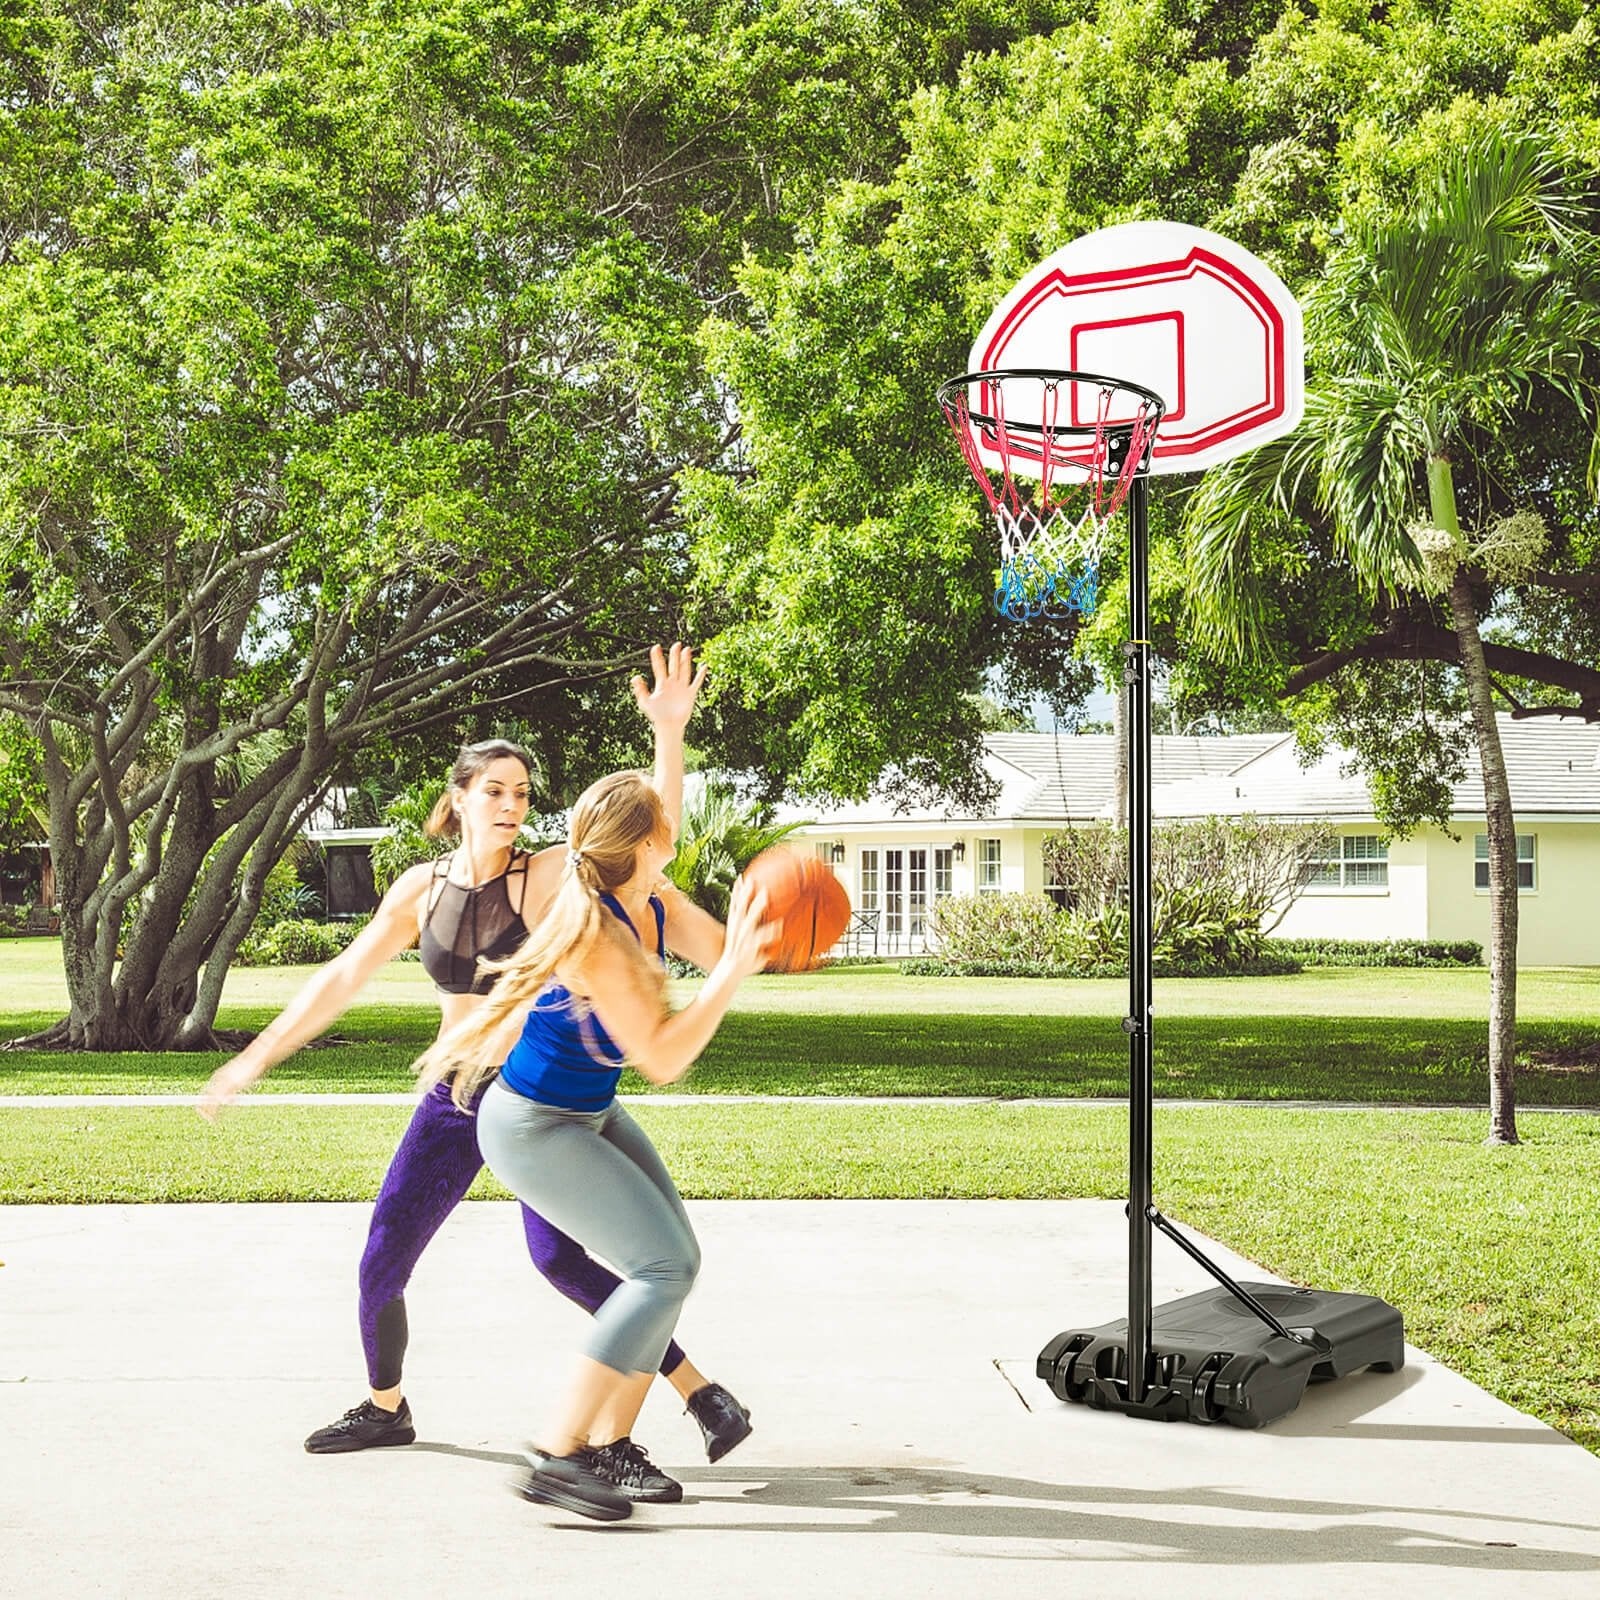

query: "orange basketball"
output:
742 847 852 973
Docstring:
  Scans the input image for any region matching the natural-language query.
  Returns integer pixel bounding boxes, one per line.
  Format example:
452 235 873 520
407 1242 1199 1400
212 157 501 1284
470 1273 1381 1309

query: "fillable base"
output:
1038 1283 1405 1428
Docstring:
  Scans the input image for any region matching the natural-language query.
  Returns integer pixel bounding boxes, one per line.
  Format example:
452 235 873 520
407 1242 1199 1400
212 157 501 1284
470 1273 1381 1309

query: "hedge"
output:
1267 937 1482 968
901 951 1304 979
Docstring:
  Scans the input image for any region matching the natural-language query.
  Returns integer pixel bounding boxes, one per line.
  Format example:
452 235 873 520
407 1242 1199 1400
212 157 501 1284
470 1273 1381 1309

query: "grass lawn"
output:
2 943 1597 1103
2 941 1597 1456
0 1099 1594 1456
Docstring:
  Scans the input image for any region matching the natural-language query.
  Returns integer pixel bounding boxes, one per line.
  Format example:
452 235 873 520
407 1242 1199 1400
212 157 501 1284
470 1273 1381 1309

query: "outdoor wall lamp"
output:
829 840 846 864
952 840 966 861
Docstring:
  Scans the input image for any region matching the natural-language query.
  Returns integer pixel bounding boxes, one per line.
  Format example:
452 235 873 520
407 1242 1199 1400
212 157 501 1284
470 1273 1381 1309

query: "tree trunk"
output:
1430 454 1519 1145
22 730 330 1051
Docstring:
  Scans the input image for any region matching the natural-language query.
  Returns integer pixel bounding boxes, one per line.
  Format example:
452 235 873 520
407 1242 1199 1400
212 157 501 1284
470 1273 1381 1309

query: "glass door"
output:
883 848 931 951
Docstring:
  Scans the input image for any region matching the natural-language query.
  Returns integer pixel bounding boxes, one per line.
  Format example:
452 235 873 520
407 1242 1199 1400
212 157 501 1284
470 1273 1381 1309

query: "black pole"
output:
1124 473 1153 1404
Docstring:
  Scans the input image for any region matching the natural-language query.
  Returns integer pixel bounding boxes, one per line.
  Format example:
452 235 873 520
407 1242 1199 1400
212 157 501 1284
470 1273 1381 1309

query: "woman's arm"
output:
197 863 434 1118
632 642 705 838
578 879 770 1086
657 879 726 972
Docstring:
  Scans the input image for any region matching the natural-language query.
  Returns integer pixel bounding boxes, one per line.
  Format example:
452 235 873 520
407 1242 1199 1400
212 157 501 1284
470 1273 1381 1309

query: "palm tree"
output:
1187 132 1600 1146
664 778 811 922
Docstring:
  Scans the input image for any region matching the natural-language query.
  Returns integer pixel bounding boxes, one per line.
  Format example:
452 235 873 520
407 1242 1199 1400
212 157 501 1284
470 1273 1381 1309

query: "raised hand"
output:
631 642 707 733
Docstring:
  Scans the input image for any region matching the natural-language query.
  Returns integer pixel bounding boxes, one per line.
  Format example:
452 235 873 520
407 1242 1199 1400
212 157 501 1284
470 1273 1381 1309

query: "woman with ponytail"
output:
418 769 775 1522
199 646 754 1499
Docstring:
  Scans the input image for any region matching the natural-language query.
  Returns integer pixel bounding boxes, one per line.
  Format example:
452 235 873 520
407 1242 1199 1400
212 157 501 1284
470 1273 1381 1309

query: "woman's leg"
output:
519 1206 690 1381
357 1086 483 1390
306 1084 484 1453
521 1191 752 1464
476 1088 700 1449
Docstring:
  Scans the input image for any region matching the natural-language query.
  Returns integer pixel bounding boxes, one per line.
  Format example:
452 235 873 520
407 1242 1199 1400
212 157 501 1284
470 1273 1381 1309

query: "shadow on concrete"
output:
407 1440 524 1467
654 1465 1600 1569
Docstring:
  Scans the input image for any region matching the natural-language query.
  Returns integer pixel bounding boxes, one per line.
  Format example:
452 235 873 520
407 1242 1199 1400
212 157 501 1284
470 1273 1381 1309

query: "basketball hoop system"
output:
936 369 1164 621
936 223 1401 1432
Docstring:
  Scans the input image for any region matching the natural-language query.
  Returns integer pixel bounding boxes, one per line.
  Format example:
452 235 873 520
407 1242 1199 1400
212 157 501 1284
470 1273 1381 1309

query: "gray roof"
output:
785 717 1600 828
779 732 1285 825
1150 716 1600 823
985 732 1287 821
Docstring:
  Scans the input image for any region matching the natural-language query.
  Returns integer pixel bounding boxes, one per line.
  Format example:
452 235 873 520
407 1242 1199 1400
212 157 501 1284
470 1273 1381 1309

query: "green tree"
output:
1187 133 1600 1145
0 718 48 857
0 0 919 1048
686 0 1600 800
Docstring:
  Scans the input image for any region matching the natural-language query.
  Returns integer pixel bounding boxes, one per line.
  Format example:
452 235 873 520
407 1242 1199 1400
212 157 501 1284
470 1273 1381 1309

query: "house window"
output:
977 838 1003 892
859 849 879 912
1305 834 1388 890
1474 834 1536 891
933 848 954 900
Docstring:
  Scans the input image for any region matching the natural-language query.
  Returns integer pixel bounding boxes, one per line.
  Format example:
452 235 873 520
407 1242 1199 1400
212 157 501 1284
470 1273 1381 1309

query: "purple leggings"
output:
359 1080 687 1390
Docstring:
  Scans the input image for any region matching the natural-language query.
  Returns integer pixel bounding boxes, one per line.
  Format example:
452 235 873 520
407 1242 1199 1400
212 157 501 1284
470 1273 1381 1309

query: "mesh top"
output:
417 851 533 995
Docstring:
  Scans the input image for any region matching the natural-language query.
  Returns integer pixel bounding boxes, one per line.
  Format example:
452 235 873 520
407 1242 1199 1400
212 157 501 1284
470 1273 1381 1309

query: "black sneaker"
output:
513 1449 632 1522
589 1436 684 1503
685 1382 752 1463
304 1398 416 1454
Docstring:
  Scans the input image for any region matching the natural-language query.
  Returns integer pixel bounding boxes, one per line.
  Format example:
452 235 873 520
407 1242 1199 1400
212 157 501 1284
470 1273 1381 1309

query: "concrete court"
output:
3 1199 1598 1600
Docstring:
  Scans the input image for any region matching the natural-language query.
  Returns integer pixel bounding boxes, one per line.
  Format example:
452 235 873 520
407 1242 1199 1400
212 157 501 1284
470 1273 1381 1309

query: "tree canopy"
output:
685 0 1600 811
0 0 951 1045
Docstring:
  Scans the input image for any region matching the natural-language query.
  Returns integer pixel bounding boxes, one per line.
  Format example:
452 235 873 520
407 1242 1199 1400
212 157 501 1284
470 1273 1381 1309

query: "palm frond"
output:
1432 133 1594 269
1187 131 1599 655
1183 430 1309 661
1313 376 1431 592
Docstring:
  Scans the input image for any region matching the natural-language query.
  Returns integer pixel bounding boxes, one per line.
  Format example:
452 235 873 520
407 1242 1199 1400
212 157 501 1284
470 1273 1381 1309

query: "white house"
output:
783 717 1600 965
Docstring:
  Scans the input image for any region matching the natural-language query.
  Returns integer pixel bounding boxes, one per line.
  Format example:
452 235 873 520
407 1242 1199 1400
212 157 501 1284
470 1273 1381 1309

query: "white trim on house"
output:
785 717 1600 963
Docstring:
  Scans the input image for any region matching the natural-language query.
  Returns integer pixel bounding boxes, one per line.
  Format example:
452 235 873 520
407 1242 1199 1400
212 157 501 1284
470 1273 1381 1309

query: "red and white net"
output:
940 374 1157 620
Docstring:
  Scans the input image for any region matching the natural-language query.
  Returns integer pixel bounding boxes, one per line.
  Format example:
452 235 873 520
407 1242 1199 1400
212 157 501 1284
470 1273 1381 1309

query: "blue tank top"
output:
498 891 667 1111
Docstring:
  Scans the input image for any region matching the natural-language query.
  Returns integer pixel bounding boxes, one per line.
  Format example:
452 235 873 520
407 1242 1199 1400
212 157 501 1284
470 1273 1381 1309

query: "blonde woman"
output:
418 769 774 1522
201 647 752 1500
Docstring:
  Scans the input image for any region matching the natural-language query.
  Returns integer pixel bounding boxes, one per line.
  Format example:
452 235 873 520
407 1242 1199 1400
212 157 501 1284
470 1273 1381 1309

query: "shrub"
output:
257 847 323 926
1268 937 1481 967
929 892 1076 965
928 889 1290 977
1041 817 1338 966
370 782 455 893
664 779 811 921
903 951 1302 979
235 918 362 966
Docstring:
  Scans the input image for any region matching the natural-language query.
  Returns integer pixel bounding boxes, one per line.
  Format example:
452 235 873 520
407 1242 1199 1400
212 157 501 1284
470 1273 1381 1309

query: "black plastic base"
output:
1038 1284 1405 1428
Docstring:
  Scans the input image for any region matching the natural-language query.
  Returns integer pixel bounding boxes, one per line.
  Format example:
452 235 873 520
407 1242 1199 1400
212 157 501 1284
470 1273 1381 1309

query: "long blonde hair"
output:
416 770 671 1111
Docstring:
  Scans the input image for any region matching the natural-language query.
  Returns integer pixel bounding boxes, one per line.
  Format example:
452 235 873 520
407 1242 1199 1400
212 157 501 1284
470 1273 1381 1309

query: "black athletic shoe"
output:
304 1398 416 1454
589 1436 684 1503
685 1382 752 1463
513 1449 633 1522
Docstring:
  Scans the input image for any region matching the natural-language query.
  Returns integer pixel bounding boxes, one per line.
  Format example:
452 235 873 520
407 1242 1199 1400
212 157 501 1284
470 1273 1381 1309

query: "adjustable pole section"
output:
1124 473 1154 1405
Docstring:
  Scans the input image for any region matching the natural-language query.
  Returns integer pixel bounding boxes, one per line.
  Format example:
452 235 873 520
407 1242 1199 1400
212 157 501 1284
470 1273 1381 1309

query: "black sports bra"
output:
418 851 533 995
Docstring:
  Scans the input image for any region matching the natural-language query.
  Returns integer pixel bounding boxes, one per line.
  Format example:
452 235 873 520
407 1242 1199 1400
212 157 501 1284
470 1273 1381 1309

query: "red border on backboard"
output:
978 247 1287 466
1068 311 1186 427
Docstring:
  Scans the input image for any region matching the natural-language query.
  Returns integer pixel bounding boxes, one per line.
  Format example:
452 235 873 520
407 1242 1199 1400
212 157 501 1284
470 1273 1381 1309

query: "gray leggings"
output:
475 1081 700 1376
